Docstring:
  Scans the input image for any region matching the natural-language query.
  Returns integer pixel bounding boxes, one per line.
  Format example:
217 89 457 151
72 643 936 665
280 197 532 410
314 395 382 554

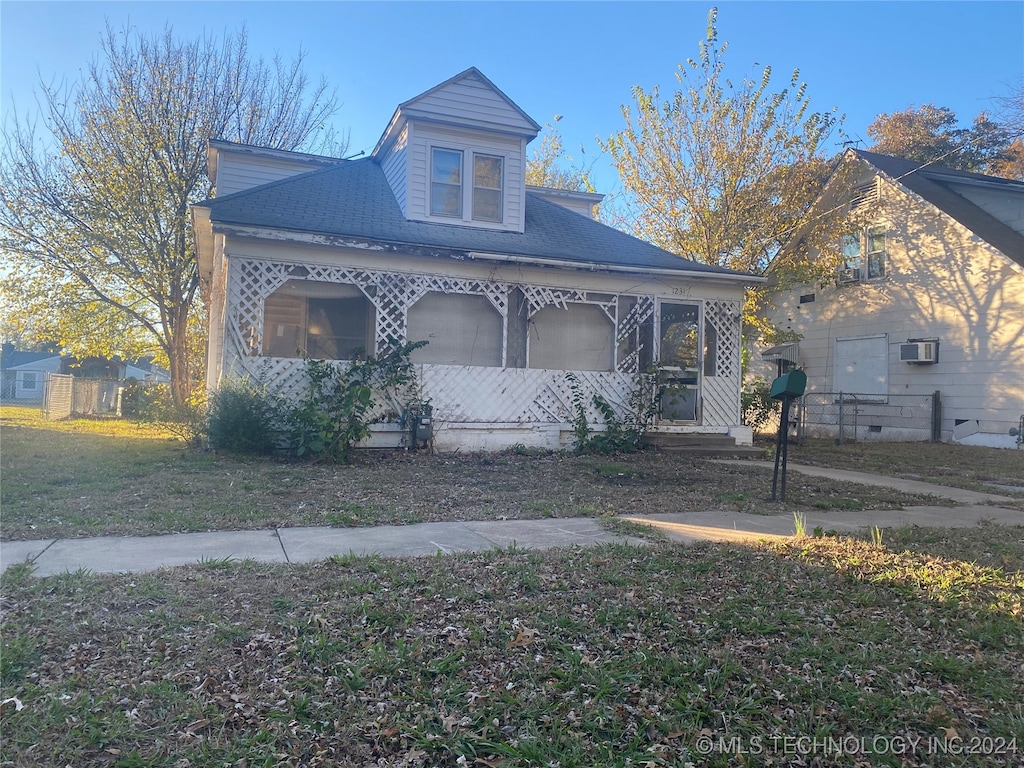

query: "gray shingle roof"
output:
855 150 1024 267
199 158 747 278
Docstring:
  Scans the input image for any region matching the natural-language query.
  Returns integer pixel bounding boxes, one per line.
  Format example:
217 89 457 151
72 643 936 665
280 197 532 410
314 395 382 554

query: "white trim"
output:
468 251 764 283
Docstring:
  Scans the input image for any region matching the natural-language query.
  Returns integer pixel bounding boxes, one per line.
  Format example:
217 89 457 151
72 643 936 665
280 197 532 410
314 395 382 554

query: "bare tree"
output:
0 24 345 404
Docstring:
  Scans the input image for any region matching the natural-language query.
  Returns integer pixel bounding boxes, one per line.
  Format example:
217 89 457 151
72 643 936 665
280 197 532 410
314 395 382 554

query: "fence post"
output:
837 392 844 445
931 390 942 442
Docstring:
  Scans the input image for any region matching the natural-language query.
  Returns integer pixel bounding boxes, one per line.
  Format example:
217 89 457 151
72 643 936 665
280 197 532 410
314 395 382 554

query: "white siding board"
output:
381 125 409 216
761 171 1024 439
216 154 325 197
409 76 537 135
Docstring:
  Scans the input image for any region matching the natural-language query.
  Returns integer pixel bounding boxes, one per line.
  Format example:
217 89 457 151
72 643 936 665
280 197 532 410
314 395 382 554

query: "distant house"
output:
0 349 63 403
123 357 171 384
759 149 1024 447
193 68 764 451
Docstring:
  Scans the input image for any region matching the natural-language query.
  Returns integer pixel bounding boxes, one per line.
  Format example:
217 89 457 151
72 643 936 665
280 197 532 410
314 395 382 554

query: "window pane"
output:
473 188 502 222
659 303 700 376
474 155 502 189
841 234 861 267
432 149 462 183
867 228 886 278
867 228 885 254
263 281 371 360
431 183 462 217
264 291 304 357
867 253 885 279
307 296 371 360
473 155 503 222
431 149 462 217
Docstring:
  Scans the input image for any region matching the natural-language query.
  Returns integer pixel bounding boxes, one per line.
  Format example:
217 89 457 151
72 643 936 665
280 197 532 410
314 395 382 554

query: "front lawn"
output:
0 406 973 541
1 530 1021 766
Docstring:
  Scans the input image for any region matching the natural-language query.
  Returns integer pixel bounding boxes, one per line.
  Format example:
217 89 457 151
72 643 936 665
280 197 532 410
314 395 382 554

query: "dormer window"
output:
431 148 463 217
473 154 503 222
430 147 505 224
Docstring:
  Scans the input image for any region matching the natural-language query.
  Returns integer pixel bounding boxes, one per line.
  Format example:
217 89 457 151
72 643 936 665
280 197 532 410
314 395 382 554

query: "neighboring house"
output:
759 149 1024 448
123 357 171 384
0 350 63 403
193 68 763 451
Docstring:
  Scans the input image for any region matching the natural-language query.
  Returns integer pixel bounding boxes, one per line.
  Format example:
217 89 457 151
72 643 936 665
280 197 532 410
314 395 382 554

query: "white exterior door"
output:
834 334 888 400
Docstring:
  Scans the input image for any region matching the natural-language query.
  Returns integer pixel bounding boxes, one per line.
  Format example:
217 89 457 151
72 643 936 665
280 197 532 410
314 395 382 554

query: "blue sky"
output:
2 1 1022 194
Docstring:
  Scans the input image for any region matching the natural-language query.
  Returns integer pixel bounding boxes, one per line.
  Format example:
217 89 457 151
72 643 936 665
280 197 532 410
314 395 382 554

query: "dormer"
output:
372 68 541 233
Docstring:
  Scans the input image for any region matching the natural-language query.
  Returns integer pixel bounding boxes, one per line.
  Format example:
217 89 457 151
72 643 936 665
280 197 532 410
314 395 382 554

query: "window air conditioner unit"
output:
900 341 937 364
838 267 859 284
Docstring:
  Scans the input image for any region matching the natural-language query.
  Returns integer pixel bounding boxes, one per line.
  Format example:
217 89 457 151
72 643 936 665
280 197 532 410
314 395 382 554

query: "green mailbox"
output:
769 369 807 401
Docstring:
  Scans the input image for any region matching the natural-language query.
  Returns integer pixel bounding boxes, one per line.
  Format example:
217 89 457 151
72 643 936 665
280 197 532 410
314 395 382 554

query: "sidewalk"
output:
2 465 1021 576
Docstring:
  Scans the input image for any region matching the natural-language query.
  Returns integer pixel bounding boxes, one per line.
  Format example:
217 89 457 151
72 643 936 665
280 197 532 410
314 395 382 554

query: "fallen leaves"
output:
1 534 1021 766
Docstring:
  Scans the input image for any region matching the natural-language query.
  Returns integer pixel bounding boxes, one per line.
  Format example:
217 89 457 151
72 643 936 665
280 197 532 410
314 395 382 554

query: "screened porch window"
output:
408 292 502 367
528 304 614 371
263 280 373 360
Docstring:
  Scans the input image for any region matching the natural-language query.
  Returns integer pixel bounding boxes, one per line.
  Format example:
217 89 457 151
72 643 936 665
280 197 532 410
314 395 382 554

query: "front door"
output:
657 301 701 422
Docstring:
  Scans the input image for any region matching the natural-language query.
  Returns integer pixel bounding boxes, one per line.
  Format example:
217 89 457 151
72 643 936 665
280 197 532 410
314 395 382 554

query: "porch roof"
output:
197 158 756 280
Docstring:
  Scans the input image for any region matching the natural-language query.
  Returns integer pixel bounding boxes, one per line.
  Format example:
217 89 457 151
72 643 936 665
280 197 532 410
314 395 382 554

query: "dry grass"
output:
0 406 970 541
783 438 1024 495
1 531 1021 767
2 406 1022 766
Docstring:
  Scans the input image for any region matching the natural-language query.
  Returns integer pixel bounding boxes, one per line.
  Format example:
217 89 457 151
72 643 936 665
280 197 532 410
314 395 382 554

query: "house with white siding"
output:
759 150 1024 448
193 68 763 451
0 349 63 403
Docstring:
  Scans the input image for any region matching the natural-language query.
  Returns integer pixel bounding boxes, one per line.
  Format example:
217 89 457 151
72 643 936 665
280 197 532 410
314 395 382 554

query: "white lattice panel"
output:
701 299 742 425
224 257 649 373
419 365 634 424
616 296 654 374
217 256 745 431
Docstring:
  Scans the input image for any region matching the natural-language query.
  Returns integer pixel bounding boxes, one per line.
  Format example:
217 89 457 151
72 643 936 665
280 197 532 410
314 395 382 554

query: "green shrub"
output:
566 371 662 454
124 382 206 446
742 375 779 433
207 378 286 455
286 339 427 463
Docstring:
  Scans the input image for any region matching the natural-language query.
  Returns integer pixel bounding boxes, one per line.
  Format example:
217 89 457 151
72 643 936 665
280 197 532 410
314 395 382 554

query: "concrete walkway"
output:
2 465 1021 576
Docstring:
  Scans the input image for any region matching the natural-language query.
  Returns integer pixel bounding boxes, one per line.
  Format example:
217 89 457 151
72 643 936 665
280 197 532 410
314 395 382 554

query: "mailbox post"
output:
769 370 807 502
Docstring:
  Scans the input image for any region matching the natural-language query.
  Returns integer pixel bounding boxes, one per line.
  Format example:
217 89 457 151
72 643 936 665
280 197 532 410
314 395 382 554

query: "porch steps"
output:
642 433 766 458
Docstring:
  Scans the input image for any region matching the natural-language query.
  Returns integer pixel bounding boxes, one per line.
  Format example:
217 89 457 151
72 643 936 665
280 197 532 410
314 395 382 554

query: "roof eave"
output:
204 222 764 284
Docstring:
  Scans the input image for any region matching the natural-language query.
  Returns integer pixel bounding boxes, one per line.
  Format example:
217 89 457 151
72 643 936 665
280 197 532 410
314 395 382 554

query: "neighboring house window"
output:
21 372 37 390
840 227 887 281
841 233 861 277
263 280 373 360
430 148 463 218
430 147 505 224
473 154 503 222
865 226 886 279
408 292 502 367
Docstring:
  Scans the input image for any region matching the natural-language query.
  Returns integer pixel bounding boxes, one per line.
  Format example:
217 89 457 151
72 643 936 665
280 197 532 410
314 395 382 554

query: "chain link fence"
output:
795 391 940 443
